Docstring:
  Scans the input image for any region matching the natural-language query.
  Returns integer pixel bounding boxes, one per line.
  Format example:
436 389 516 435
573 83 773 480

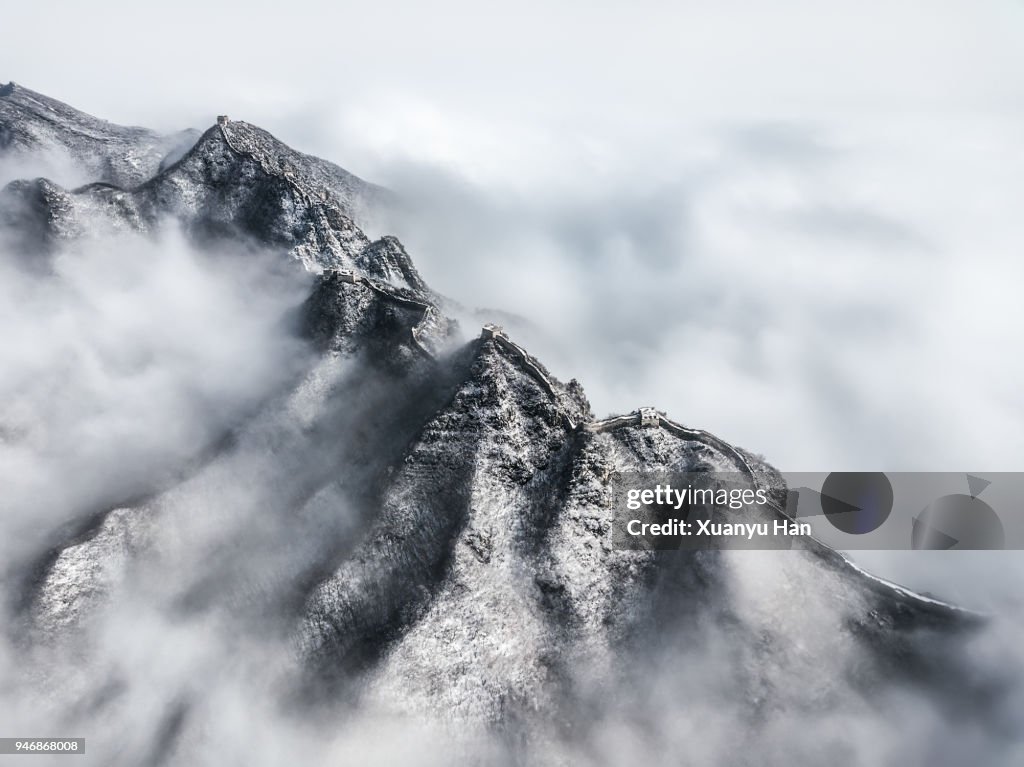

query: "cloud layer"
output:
0 225 314 574
362 116 1024 474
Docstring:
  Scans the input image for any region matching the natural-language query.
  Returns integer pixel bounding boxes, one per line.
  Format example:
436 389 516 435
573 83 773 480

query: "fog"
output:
0 223 371 764
0 225 314 580
361 116 1024 474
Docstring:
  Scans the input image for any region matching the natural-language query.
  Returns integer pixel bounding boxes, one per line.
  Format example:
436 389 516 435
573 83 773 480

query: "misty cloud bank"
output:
0 226 315 572
0 222 355 764
361 117 1024 475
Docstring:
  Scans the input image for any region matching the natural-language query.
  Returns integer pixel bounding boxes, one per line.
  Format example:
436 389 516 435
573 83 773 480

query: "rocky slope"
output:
0 82 200 189
0 84 1010 766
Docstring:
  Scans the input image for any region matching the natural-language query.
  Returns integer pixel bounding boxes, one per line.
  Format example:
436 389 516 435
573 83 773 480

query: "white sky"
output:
6 1 1023 134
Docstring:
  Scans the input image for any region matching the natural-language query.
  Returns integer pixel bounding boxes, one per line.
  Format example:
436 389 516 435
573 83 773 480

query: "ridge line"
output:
327 269 438 360
480 324 578 430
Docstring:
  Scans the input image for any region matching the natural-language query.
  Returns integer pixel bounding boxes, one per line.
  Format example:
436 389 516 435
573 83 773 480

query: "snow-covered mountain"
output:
0 83 1012 766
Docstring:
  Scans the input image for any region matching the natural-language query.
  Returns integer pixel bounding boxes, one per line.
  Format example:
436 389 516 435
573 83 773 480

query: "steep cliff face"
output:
0 86 1007 765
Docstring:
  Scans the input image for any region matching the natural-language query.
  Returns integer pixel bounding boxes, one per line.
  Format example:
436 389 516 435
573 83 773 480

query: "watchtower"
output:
639 407 660 427
482 323 507 340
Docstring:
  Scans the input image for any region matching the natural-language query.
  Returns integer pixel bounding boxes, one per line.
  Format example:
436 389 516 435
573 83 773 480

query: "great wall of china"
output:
479 323 765 492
